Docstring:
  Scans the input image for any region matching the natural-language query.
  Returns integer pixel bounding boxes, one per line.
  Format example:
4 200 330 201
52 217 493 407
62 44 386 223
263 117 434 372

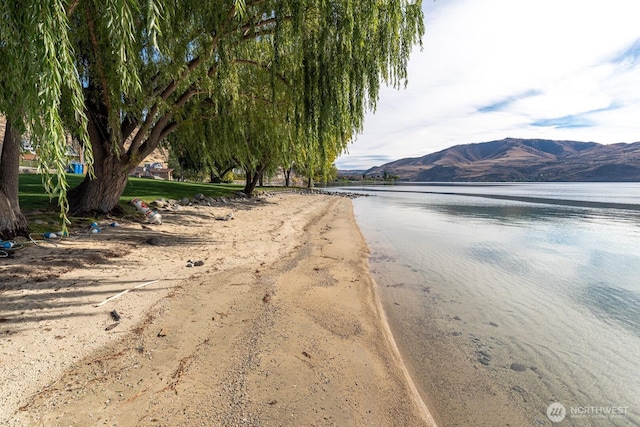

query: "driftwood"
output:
94 280 159 307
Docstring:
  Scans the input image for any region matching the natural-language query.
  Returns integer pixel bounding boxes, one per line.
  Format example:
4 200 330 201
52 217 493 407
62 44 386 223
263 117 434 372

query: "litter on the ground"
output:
131 198 162 224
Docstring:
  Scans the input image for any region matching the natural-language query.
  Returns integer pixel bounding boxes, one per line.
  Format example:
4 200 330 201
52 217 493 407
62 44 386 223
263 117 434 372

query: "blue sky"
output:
335 0 640 170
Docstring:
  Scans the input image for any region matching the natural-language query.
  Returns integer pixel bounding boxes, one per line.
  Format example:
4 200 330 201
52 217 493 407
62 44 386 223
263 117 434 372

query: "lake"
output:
338 183 640 426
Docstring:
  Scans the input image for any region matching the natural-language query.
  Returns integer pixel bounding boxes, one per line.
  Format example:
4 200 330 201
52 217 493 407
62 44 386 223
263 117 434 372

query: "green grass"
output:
18 174 244 222
121 177 242 205
16 174 298 234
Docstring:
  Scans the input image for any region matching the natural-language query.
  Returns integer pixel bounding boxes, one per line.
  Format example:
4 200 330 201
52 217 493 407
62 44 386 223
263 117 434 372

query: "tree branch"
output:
159 122 179 142
120 114 138 141
129 0 277 160
66 0 81 17
241 16 278 36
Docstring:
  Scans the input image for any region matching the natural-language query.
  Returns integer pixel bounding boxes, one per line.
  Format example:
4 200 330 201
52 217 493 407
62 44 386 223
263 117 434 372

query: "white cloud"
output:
336 0 640 169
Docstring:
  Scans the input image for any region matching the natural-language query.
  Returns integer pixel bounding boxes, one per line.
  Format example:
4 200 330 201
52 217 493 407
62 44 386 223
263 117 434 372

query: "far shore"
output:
1 193 436 426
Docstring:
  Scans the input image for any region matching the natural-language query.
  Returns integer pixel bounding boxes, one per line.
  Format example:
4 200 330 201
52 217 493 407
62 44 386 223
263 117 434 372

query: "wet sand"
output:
0 193 435 426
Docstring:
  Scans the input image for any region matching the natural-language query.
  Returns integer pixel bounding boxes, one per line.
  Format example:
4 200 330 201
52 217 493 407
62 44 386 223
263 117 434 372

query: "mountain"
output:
363 138 640 182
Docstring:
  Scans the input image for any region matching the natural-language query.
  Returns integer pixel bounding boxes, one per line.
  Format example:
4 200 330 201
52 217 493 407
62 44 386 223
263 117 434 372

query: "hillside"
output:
363 138 640 182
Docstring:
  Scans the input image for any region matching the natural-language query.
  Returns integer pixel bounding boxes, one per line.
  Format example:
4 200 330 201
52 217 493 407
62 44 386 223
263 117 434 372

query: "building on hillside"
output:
130 162 174 180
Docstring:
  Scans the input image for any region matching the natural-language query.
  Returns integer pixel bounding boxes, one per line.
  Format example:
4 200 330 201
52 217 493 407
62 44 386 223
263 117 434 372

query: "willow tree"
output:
63 0 423 214
165 106 238 183
188 35 303 195
235 99 295 195
0 1 90 238
294 132 344 188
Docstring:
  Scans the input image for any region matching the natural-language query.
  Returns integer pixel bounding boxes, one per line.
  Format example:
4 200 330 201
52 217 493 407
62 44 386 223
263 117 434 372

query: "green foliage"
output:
165 1 424 187
220 170 235 183
383 170 398 181
0 0 92 232
5 0 424 215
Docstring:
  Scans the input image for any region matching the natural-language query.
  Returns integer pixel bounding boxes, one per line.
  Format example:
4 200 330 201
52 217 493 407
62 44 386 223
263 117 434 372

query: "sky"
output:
334 0 640 170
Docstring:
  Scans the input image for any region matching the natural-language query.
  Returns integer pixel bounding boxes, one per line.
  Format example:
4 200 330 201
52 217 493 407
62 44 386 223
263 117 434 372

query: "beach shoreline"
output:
1 193 435 426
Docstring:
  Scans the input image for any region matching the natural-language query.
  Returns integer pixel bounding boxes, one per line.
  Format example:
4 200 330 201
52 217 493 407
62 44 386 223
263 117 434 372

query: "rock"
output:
194 260 204 267
510 363 527 372
216 213 234 221
489 321 499 327
453 315 461 321
181 197 191 205
478 350 491 365
105 323 119 331
194 193 206 201
146 237 161 245
152 198 167 208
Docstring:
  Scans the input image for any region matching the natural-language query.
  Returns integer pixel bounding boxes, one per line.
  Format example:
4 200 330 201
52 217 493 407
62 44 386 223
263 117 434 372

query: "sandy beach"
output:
0 192 435 426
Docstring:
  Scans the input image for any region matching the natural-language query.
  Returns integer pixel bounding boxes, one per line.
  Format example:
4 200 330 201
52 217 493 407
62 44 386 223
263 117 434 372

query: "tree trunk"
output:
67 156 129 215
67 88 170 215
0 121 29 239
68 81 178 215
67 112 131 215
283 166 292 187
243 163 267 196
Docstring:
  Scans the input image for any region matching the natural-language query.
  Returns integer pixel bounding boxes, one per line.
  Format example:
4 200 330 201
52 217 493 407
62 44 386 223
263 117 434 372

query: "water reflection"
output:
578 284 640 338
368 191 640 229
416 200 588 224
467 244 532 275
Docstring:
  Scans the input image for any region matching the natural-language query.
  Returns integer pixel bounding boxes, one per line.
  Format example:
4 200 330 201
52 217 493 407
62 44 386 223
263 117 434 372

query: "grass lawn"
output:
17 174 251 233
17 174 300 234
18 174 245 213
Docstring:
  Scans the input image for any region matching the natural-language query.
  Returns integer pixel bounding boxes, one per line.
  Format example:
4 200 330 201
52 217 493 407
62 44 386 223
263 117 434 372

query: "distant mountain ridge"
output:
363 138 640 182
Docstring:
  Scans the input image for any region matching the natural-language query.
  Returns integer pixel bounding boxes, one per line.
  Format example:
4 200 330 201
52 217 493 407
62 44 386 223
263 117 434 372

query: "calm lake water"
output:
337 183 640 426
